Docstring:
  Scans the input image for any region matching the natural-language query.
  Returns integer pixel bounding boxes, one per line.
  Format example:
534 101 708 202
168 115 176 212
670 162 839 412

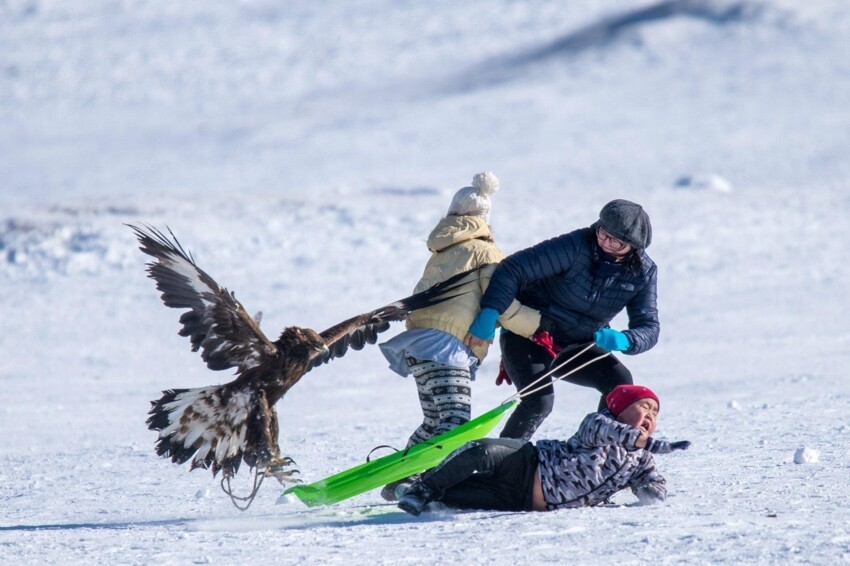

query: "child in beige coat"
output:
379 172 540 500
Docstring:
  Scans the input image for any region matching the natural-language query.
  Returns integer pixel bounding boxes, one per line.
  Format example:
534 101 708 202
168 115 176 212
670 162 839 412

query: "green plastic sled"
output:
283 400 517 507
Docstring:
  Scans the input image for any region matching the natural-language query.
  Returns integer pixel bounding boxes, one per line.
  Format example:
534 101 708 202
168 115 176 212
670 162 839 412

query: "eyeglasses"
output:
596 226 629 252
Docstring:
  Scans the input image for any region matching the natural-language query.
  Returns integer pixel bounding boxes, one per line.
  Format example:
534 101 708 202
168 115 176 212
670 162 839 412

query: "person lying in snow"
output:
397 384 690 515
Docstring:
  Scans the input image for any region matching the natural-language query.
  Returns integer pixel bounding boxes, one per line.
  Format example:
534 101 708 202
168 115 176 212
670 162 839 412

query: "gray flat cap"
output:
598 199 652 250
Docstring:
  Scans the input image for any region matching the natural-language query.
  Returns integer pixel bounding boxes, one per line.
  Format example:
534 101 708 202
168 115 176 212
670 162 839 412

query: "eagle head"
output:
277 326 329 360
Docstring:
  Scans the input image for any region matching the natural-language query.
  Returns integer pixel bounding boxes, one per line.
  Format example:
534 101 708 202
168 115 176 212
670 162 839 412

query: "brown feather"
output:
130 224 482 483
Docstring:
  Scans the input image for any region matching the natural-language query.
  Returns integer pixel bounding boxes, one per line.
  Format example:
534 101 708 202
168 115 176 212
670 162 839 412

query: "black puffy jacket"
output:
479 226 659 354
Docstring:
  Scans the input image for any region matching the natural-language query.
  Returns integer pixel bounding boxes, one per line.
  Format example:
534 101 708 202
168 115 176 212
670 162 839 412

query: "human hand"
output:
495 360 512 386
594 328 631 352
463 333 491 349
467 307 500 341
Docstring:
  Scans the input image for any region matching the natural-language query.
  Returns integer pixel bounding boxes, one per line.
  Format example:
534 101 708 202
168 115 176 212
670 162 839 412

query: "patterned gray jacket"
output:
535 410 670 510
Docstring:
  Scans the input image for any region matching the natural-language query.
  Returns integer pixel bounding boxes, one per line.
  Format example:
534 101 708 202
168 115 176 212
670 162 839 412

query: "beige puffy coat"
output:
406 215 541 362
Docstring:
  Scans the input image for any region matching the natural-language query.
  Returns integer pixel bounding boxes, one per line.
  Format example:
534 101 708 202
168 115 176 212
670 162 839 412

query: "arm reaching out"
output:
574 412 642 449
644 439 691 454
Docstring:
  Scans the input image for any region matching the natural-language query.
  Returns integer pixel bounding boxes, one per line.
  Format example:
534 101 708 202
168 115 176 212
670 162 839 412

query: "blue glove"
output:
468 308 500 341
594 328 631 352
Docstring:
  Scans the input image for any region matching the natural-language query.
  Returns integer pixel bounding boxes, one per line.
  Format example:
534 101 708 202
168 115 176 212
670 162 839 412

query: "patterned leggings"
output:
406 357 472 448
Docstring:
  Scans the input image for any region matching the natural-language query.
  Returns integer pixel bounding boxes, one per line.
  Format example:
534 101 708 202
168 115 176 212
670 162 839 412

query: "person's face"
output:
596 226 633 258
616 397 659 438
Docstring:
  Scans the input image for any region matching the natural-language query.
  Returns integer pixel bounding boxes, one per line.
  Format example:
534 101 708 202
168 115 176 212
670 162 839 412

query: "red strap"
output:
531 331 561 358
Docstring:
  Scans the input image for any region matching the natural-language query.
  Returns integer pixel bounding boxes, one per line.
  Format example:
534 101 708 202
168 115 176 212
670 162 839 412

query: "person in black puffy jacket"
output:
463 200 659 440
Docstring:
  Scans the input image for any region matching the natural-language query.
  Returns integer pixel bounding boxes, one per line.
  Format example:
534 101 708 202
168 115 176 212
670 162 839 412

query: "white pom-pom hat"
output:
447 171 500 221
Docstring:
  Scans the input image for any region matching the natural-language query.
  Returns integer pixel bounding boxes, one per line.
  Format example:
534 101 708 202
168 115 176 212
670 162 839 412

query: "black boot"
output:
380 474 419 502
397 481 436 516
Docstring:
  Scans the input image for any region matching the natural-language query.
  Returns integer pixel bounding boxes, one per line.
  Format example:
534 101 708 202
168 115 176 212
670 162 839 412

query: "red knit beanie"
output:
606 385 660 416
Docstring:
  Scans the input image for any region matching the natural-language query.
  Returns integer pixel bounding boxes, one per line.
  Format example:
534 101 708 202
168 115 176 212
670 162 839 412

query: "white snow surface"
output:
2 0 850 564
793 447 820 465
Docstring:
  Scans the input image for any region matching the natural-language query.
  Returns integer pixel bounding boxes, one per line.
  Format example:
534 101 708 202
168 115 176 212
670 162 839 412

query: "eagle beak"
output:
314 343 330 357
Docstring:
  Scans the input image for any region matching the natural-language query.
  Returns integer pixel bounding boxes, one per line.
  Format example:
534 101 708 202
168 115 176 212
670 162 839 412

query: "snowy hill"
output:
2 1 849 563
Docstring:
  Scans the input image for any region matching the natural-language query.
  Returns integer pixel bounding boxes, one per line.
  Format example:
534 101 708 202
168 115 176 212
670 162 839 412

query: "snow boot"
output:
397 481 436 516
380 474 420 502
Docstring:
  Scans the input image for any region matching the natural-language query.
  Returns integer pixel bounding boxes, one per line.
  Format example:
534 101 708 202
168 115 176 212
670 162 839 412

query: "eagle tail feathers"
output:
147 384 251 479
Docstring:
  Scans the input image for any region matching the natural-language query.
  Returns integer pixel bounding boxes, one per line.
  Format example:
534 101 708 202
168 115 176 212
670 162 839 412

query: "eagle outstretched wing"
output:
128 224 278 372
131 223 486 504
306 267 484 371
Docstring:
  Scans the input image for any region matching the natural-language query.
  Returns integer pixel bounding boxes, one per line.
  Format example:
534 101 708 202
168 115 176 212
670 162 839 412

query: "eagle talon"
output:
262 456 301 485
276 456 297 467
268 471 303 485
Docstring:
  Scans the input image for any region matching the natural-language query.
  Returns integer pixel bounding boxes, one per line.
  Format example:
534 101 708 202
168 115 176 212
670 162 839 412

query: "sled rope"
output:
504 342 611 403
366 445 399 462
366 440 455 464
220 467 267 512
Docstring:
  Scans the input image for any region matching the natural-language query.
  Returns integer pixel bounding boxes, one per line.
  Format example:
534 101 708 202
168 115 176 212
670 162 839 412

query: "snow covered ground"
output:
2 0 849 563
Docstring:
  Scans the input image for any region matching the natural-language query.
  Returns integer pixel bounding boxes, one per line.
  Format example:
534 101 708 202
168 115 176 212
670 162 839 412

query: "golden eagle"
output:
130 224 475 493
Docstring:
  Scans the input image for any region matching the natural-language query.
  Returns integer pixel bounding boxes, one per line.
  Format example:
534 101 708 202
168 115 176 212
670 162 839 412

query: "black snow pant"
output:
499 331 633 440
420 438 537 512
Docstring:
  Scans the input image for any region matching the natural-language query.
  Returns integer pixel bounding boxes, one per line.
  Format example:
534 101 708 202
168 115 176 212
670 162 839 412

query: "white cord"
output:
502 342 611 404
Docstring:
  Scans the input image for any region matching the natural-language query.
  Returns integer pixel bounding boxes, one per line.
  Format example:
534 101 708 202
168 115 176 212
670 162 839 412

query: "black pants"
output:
421 438 537 512
499 331 633 440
